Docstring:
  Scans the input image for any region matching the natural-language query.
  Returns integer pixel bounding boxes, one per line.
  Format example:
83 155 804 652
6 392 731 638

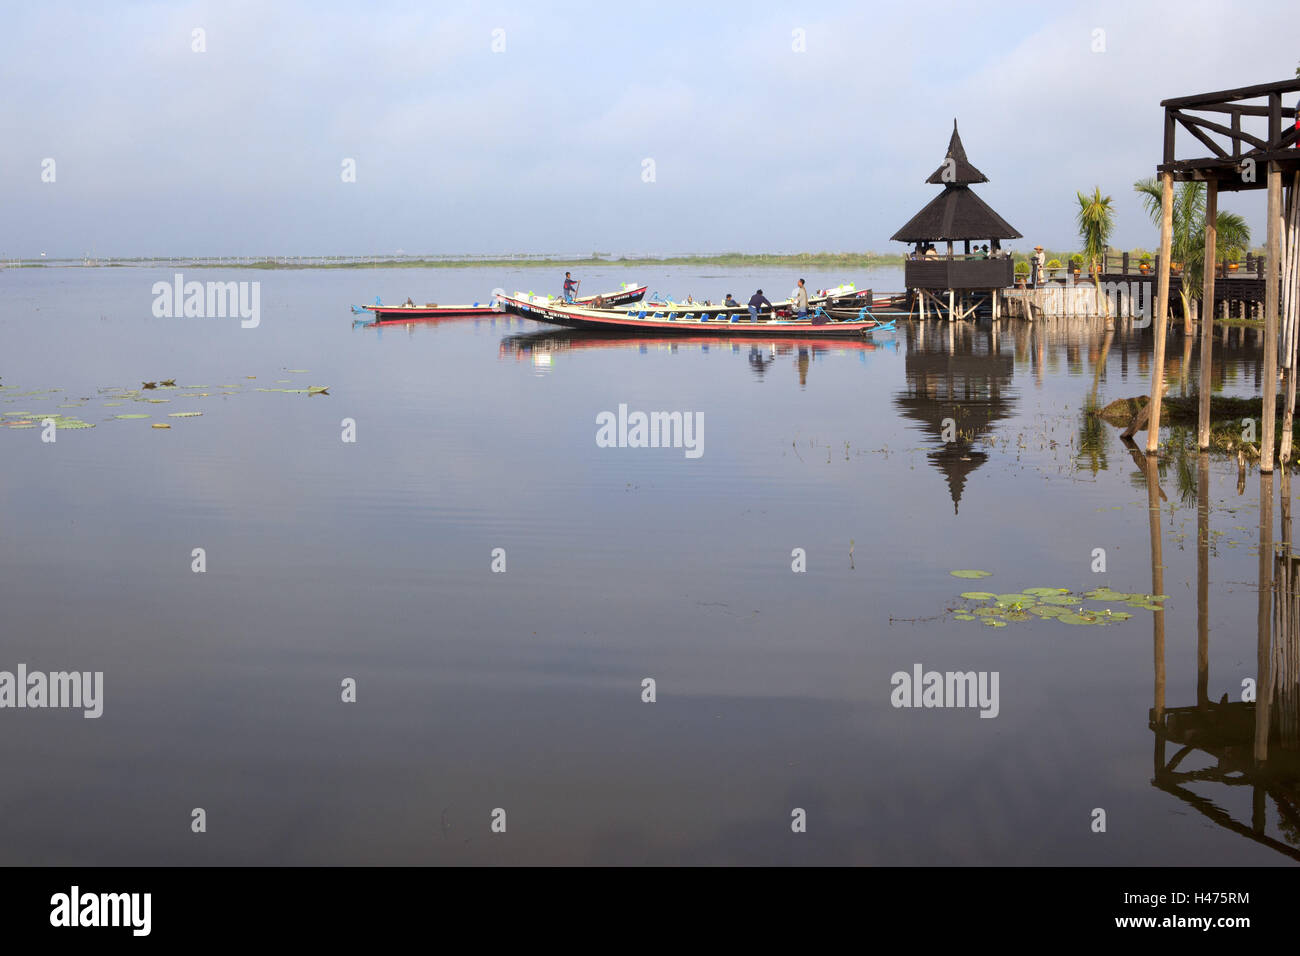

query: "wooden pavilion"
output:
892 120 1022 321
1139 78 1300 469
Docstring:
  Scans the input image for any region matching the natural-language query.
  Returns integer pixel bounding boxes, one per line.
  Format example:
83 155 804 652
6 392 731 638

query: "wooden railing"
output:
1098 251 1266 278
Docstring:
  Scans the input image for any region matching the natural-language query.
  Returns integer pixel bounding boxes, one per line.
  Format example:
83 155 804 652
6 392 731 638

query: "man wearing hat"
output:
1031 246 1045 287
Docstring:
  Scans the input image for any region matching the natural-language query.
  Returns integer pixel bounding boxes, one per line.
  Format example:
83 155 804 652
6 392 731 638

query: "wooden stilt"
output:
1279 173 1299 464
1147 170 1175 454
1198 179 1217 450
1262 163 1283 470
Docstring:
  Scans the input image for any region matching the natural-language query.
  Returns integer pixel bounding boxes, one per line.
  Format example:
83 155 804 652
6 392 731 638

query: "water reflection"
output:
893 322 1016 514
497 328 898 388
1145 454 1300 860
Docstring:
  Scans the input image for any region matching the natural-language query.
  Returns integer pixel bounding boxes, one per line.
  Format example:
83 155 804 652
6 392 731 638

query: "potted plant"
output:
1014 260 1030 287
1069 253 1084 276
1045 258 1062 278
1139 253 1152 274
1223 244 1243 273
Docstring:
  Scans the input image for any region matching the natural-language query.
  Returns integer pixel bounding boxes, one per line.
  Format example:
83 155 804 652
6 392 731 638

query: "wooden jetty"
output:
1135 77 1300 465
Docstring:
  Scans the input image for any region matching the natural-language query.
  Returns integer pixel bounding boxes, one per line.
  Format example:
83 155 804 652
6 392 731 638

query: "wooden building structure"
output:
892 121 1021 321
1140 78 1300 467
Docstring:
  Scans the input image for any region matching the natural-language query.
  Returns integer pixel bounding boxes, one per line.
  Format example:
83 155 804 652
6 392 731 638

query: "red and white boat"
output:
360 285 646 322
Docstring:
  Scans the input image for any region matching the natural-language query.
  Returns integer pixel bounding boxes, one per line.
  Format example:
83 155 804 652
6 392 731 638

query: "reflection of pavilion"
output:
893 323 1015 513
1145 455 1300 860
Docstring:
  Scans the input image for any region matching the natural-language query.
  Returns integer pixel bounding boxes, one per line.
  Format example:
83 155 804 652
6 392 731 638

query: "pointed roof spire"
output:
925 119 988 185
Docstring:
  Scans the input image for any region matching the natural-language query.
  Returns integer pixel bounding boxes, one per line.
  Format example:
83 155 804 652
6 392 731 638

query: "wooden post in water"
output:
1262 164 1283 470
1280 173 1299 464
1148 171 1175 453
1198 180 1218 450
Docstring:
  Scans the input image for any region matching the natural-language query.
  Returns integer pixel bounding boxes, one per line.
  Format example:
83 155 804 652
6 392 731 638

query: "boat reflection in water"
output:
1145 450 1300 861
497 328 898 384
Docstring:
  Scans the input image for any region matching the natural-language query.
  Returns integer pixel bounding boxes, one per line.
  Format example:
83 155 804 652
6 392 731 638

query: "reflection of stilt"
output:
1147 452 1166 731
1148 455 1300 860
1258 473 1275 765
1197 454 1210 708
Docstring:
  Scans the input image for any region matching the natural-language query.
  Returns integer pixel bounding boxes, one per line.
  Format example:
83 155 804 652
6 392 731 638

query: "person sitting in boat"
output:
685 294 695 305
563 272 580 302
723 293 741 309
747 289 771 322
794 279 810 317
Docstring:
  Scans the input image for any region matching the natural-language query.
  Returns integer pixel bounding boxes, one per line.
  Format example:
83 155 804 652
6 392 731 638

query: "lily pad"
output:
151 423 171 429
167 411 202 418
1028 605 1066 618
952 613 976 621
114 414 150 419
1023 587 1069 596
1038 594 1079 606
1058 612 1097 626
983 619 1008 628
959 591 997 600
950 570 992 579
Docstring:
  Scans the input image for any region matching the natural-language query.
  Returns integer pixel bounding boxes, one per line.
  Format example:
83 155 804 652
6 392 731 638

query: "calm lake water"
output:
1 264 1297 865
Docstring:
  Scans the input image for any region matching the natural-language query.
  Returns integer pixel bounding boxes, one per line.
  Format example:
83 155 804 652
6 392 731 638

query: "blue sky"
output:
1 0 1296 258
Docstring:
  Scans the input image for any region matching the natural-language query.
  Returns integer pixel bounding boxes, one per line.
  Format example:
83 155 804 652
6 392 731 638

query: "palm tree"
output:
1076 187 1115 318
1133 178 1251 327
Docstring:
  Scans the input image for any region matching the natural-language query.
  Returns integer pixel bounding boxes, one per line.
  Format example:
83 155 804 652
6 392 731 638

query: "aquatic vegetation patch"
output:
949 569 992 579
948 574 1166 628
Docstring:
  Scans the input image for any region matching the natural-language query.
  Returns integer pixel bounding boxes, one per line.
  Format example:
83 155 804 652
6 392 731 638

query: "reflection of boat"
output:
498 327 891 358
499 293 897 337
361 285 647 322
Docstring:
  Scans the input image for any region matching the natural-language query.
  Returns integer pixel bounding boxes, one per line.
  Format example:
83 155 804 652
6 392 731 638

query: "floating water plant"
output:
950 569 992 579
949 576 1166 629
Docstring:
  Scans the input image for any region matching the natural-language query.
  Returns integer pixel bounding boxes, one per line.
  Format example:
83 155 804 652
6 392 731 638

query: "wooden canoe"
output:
500 293 898 337
361 285 647 321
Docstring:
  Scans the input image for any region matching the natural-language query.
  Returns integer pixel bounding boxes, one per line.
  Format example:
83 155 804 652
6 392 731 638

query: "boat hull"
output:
501 295 888 337
363 286 646 322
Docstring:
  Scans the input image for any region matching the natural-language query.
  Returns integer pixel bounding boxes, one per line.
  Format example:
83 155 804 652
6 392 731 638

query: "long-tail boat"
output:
598 283 872 318
360 284 647 322
499 292 900 338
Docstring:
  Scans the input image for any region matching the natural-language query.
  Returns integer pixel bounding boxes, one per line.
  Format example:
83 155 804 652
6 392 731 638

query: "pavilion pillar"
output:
1147 170 1175 454
1261 163 1282 471
1197 179 1217 450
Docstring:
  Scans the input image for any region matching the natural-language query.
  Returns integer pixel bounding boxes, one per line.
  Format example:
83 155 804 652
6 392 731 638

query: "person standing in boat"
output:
747 289 771 322
563 272 581 302
794 278 810 317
